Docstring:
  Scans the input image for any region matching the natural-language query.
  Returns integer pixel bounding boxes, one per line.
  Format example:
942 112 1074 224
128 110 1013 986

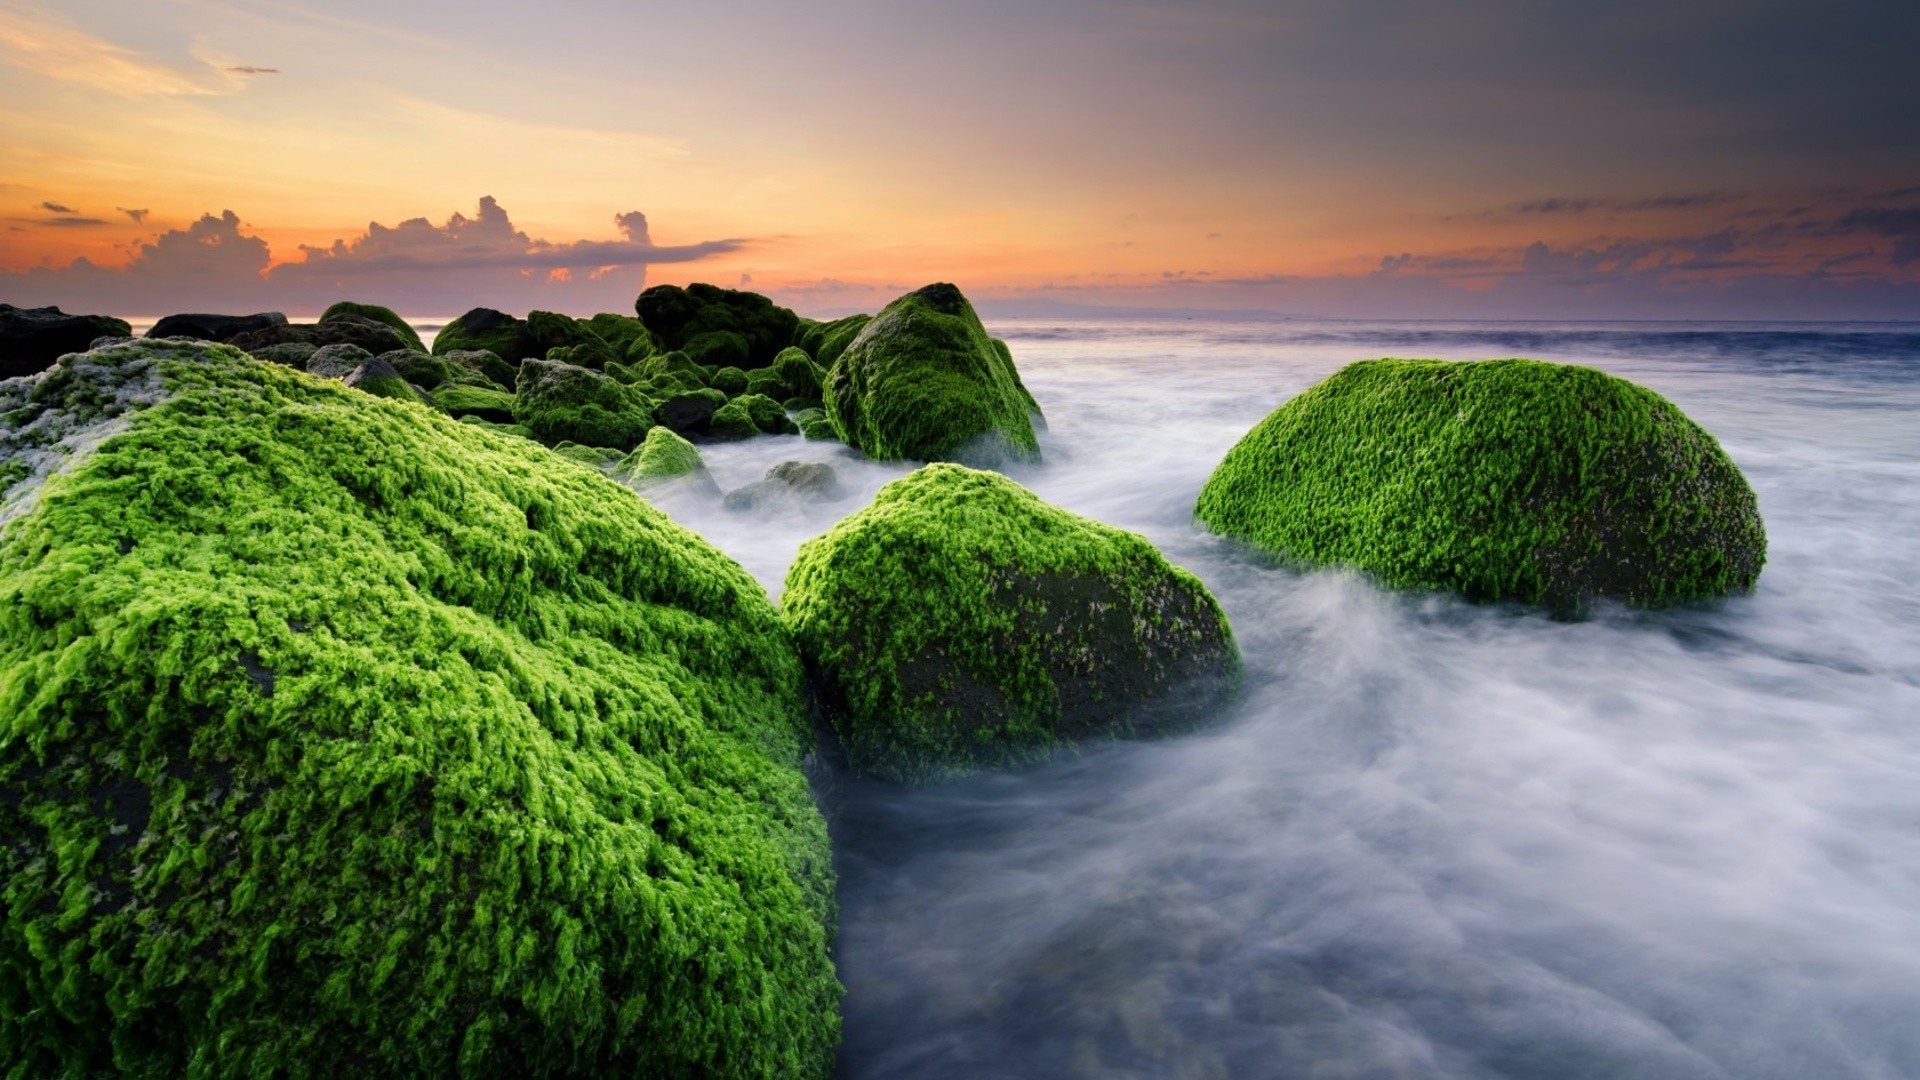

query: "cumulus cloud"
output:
4 197 744 315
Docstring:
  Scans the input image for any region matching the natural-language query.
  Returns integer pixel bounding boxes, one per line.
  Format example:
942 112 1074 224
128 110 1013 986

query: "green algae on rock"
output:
0 339 842 1077
783 464 1239 785
796 313 871 370
320 300 425 353
430 307 542 363
432 383 517 423
612 426 720 497
511 358 656 450
1194 358 1767 611
636 283 800 367
823 283 1042 467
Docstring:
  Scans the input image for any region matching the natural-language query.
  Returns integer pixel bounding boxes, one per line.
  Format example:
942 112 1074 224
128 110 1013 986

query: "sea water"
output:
648 318 1920 1079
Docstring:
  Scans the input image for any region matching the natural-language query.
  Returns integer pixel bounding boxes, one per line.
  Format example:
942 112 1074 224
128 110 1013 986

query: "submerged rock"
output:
723 461 843 512
319 300 424 353
0 339 841 1076
145 311 286 342
512 358 656 450
823 283 1042 466
1194 358 1768 611
784 464 1239 784
0 304 133 379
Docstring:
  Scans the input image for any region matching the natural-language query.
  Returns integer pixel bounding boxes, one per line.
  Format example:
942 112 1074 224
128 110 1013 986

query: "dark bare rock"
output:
145 312 287 342
1 305 134 379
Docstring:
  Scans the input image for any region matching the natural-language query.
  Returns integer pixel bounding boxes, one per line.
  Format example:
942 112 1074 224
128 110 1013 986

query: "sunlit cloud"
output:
0 4 231 97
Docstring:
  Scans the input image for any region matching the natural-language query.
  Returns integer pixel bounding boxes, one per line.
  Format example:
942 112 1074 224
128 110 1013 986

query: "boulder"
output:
1194 358 1768 612
823 283 1041 466
772 346 824 400
800 417 839 442
723 461 843 512
683 330 750 369
144 311 286 342
429 307 541 363
431 384 517 423
710 366 749 395
784 464 1239 784
613 426 721 496
512 358 656 450
653 388 728 436
709 393 798 441
244 342 318 368
550 441 626 469
796 313 871 369
343 357 438 408
229 313 410 356
0 340 840 1076
377 349 481 391
306 343 373 380
319 301 424 353
635 283 799 367
441 348 517 388
0 304 134 379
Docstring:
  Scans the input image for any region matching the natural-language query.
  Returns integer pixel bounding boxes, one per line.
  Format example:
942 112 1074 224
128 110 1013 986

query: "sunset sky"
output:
2 0 1916 319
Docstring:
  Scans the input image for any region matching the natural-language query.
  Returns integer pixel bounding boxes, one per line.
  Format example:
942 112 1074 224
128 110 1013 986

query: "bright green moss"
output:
512 358 657 450
823 284 1041 466
1194 358 1767 612
440 349 517 389
320 301 425 353
0 341 841 1077
797 314 871 370
771 347 823 401
740 393 798 437
549 441 626 469
582 313 655 359
711 367 749 396
783 464 1239 784
615 426 707 483
708 397 760 441
800 417 839 442
432 384 517 423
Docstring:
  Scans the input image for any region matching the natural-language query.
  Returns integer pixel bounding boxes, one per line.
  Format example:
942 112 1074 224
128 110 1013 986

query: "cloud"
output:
1508 192 1733 216
40 201 76 214
224 65 281 75
0 6 229 98
37 216 109 228
4 197 743 315
1835 206 1920 265
118 207 149 223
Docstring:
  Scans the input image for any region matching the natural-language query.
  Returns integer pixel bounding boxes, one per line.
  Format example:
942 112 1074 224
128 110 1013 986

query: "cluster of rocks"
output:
0 280 1768 1074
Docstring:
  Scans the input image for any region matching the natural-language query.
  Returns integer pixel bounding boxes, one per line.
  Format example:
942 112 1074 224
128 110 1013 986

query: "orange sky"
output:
3 0 1917 318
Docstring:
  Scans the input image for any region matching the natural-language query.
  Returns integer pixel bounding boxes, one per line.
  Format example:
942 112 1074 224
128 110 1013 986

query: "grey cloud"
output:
35 216 110 228
1835 206 1920 265
40 201 76 214
225 65 280 75
118 207 149 223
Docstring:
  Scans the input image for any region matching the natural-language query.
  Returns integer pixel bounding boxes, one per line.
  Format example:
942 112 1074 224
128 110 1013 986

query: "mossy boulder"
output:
1194 358 1767 611
245 341 317 368
442 348 517 388
772 347 824 400
636 283 800 367
230 313 409 357
823 283 1041 466
653 387 729 436
379 349 482 391
512 358 656 450
612 426 721 496
527 311 621 370
431 383 517 423
784 464 1239 784
431 308 541 363
550 441 626 469
306 343 373 380
800 417 839 442
0 340 841 1076
683 330 750 370
739 393 799 437
343 356 439 409
582 312 655 359
320 301 424 353
711 366 749 396
0 305 134 379
796 314 871 369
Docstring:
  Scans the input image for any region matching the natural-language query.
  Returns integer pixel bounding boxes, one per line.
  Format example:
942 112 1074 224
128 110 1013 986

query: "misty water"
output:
581 318 1920 1076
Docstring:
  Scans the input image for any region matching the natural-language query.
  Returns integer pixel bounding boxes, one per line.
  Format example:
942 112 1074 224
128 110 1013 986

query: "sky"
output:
1 0 1917 320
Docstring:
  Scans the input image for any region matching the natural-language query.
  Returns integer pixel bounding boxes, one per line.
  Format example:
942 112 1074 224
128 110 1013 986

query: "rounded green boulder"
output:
1194 358 1767 611
0 341 841 1077
783 464 1239 784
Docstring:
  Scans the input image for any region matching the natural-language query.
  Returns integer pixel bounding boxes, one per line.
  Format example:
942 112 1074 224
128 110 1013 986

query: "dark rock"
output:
723 461 844 512
635 283 799 367
307 344 373 380
0 304 134 379
145 311 286 342
247 342 318 368
653 388 727 436
319 301 423 353
229 313 409 356
430 307 541 363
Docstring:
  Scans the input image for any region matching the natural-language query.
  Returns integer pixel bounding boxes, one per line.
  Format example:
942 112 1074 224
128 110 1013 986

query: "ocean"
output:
653 318 1920 1079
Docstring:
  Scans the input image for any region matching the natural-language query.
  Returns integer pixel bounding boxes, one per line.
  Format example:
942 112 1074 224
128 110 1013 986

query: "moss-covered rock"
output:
0 340 842 1076
512 358 656 450
708 397 761 442
636 283 799 367
796 314 871 370
550 441 627 469
635 350 706 383
711 366 749 396
527 311 622 370
441 348 517 388
320 301 425 353
745 366 787 400
379 349 479 391
1194 358 1767 611
582 312 655 359
683 330 750 370
784 465 1238 784
823 283 1041 466
230 314 409 357
431 383 518 423
772 346 824 400
431 308 541 363
612 427 720 497
653 387 729 436
740 393 799 437
245 341 317 368
343 356 440 409
145 311 286 343
306 343 373 380
800 417 839 442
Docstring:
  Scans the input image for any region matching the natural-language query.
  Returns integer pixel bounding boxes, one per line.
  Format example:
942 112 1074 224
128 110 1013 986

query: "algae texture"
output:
511 358 656 450
784 464 1239 785
617 426 708 483
1194 358 1767 611
0 340 841 1077
319 301 425 354
823 284 1041 466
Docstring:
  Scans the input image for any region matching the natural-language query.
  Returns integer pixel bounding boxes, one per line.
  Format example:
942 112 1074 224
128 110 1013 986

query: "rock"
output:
245 342 318 368
527 311 621 369
635 283 800 367
710 366 749 396
612 426 721 496
376 349 477 391
683 330 750 369
582 312 655 359
772 347 824 400
306 343 373 380
0 305 134 379
797 313 871 369
319 301 424 353
431 383 517 423
800 417 839 442
745 366 786 399
1195 358 1768 612
823 283 1042 466
512 358 656 450
343 357 438 408
441 348 516 388
710 393 799 440
550 441 626 469
723 461 843 512
653 388 728 436
783 396 824 413
784 464 1239 784
0 339 840 1076
429 307 541 363
229 313 409 356
144 311 286 342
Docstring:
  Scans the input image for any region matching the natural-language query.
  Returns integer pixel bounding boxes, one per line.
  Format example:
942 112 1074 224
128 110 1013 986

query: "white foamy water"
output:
642 318 1920 1079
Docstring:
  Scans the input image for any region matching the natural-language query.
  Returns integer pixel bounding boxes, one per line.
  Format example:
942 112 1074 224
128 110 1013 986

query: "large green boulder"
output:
1195 358 1767 611
635 284 799 367
0 340 841 1076
612 426 720 496
784 464 1239 784
320 301 424 353
511 358 656 450
431 308 541 363
796 314 870 370
823 284 1041 466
